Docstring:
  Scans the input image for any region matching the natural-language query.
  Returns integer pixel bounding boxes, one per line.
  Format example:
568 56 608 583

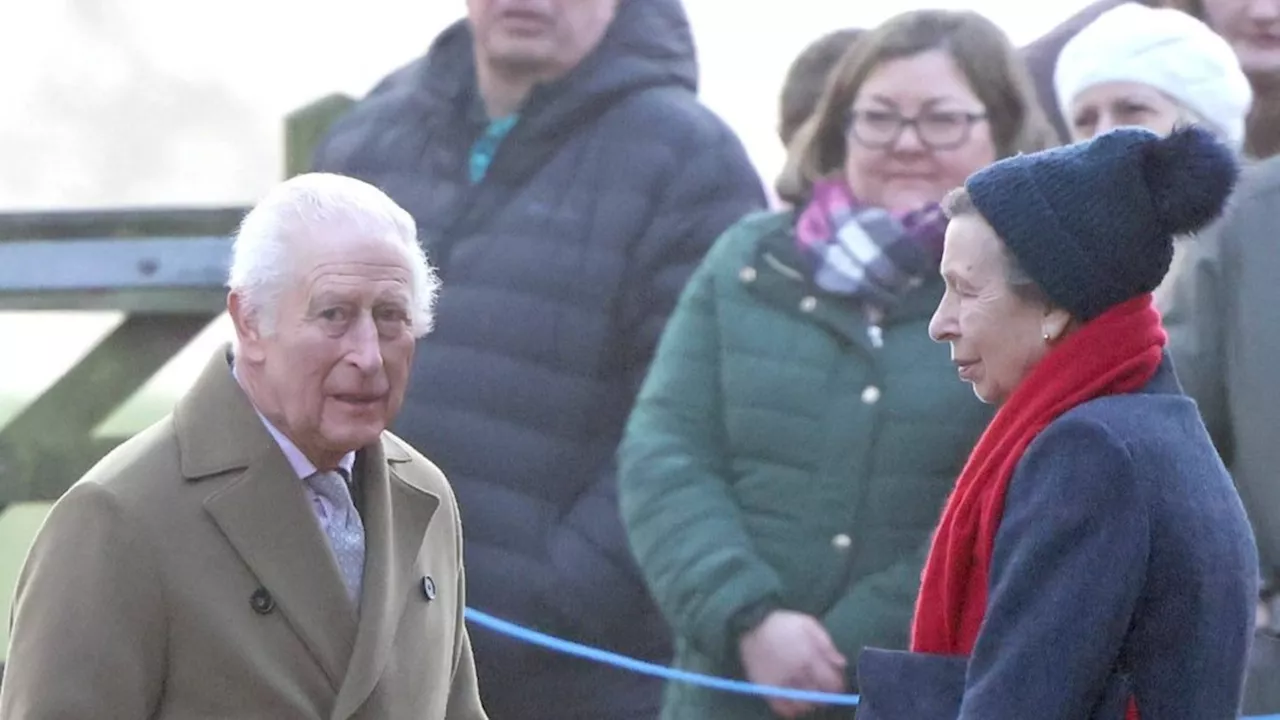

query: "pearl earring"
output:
1042 331 1051 342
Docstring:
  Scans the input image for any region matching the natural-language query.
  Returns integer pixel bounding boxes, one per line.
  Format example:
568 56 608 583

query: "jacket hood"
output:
417 0 698 128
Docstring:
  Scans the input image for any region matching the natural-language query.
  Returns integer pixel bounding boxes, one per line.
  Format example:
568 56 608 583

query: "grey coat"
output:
1157 154 1280 715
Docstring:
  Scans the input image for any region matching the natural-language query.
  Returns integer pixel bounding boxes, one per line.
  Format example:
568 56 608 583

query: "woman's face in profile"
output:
842 49 997 216
1068 82 1189 142
928 214 1059 406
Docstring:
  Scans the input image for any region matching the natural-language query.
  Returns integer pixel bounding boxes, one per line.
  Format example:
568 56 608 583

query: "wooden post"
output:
284 93 356 179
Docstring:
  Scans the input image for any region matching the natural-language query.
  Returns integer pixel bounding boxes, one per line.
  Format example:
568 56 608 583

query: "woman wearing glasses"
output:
617 10 1056 720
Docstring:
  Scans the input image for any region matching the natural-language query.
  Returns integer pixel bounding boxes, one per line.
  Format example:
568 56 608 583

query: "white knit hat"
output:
1054 3 1252 150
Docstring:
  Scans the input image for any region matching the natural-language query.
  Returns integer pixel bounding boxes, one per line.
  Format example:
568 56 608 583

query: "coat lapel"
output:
332 435 441 719
176 347 358 690
202 455 359 690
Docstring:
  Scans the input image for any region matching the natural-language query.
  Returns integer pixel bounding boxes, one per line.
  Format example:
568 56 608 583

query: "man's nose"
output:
346 314 385 373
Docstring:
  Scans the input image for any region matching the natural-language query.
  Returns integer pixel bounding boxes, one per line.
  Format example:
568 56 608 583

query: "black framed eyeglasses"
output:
847 109 988 151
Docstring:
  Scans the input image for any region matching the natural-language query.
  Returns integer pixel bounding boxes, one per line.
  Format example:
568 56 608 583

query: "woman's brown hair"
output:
776 9 1058 205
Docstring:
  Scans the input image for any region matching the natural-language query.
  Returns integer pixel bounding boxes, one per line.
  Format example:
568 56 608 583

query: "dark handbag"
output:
855 648 1132 719
856 648 966 719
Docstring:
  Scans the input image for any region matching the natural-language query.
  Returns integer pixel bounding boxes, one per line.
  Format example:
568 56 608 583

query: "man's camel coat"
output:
0 349 489 719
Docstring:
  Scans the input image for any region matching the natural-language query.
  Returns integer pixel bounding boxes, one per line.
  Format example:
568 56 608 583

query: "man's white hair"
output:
227 172 439 338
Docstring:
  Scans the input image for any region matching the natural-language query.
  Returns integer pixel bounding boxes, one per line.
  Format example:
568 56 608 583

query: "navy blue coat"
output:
858 358 1258 719
310 1 766 717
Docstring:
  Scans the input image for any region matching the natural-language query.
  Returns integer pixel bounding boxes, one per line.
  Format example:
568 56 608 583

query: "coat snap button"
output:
250 587 275 615
861 385 881 404
739 266 757 283
422 575 437 601
800 296 818 313
867 325 884 348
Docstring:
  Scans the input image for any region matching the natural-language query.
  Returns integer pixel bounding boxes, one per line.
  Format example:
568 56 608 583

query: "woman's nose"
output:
929 291 961 342
892 123 927 153
928 307 950 343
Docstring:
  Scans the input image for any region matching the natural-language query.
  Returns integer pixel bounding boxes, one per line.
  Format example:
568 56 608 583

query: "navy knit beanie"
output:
964 125 1240 321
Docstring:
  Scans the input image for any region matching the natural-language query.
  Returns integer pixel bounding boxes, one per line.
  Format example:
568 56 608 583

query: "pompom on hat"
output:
964 125 1239 321
1054 3 1252 150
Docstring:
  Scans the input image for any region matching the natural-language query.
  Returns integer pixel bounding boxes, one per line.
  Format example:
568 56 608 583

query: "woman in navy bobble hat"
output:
856 125 1259 719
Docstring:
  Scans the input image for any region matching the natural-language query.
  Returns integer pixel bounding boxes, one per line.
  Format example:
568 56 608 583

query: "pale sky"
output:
0 0 1091 433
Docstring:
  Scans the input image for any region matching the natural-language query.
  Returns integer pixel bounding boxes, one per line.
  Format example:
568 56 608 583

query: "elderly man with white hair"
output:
0 173 489 720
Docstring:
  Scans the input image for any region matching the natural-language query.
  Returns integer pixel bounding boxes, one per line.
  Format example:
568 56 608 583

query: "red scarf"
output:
911 294 1166 719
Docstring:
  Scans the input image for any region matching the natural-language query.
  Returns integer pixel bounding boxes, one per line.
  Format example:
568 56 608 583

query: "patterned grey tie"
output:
305 469 365 606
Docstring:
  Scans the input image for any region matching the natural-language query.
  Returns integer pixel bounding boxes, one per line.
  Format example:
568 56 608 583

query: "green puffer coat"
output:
618 210 994 719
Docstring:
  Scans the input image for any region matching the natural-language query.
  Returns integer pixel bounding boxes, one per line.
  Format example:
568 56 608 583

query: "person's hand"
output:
738 610 848 718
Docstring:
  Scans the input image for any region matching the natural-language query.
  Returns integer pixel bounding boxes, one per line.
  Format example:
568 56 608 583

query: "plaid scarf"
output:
794 179 948 306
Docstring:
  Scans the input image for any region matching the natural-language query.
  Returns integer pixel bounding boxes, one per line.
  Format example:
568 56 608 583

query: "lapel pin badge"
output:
250 587 276 615
421 575 437 602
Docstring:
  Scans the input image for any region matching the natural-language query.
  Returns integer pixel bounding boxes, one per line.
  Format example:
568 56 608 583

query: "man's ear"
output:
227 291 267 363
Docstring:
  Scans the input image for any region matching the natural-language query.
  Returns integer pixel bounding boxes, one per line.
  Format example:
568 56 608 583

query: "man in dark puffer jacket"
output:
310 0 766 718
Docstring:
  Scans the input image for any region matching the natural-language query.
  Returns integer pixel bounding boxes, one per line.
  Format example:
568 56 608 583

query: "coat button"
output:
800 296 818 313
867 325 884 348
832 534 852 550
861 385 881 404
739 266 757 283
422 576 437 601
250 587 275 614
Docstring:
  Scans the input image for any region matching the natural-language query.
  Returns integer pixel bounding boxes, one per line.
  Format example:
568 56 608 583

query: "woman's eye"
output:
1116 103 1153 120
923 113 965 129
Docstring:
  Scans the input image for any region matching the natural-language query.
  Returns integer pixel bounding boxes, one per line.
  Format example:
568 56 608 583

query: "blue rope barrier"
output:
463 607 860 706
464 607 1280 718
